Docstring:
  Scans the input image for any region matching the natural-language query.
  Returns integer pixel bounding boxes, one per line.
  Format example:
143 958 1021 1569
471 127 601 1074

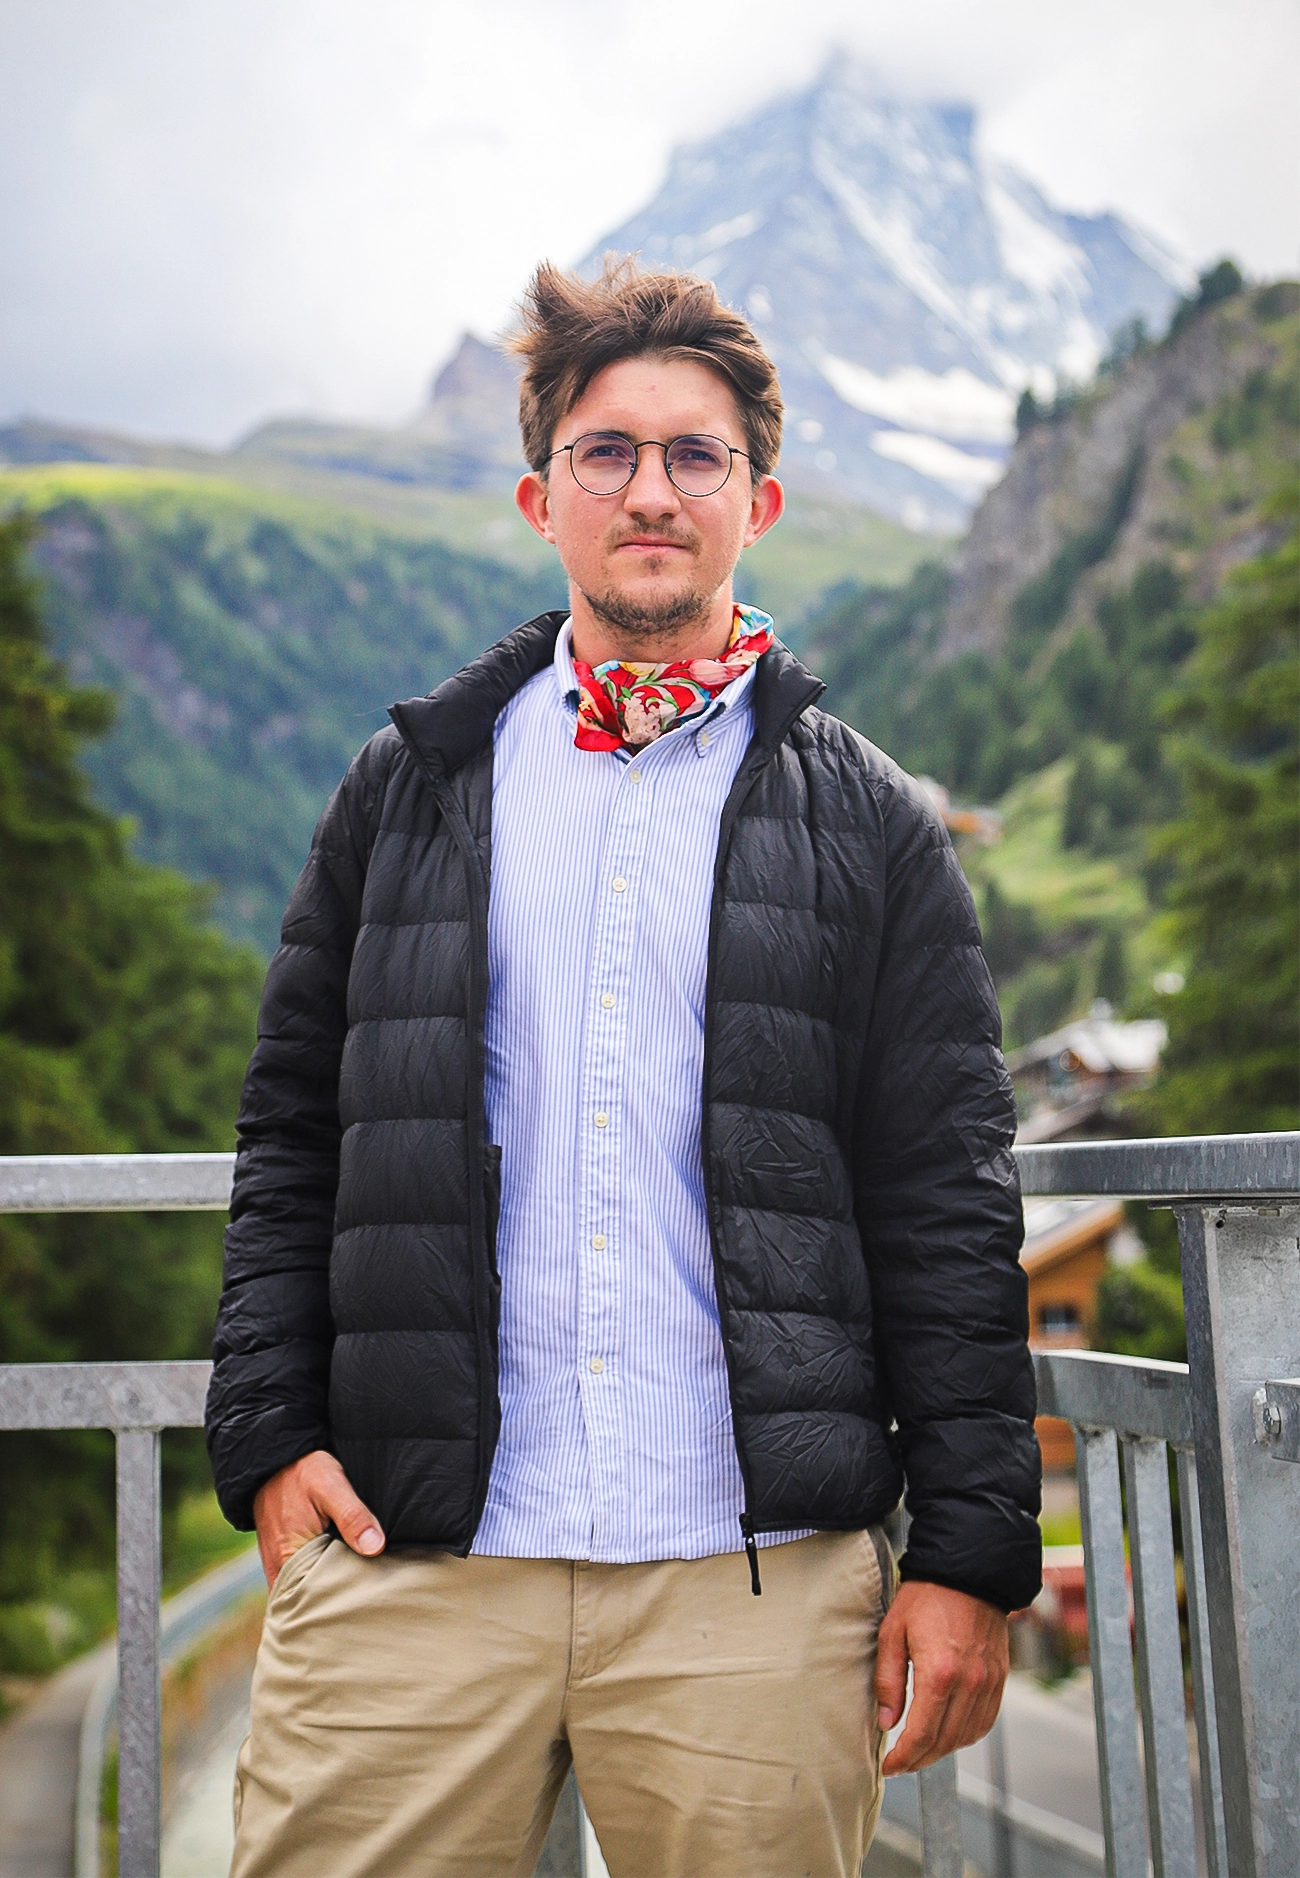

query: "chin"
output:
585 574 715 638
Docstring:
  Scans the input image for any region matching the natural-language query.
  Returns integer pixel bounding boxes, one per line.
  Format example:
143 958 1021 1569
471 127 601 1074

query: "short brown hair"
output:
508 257 784 477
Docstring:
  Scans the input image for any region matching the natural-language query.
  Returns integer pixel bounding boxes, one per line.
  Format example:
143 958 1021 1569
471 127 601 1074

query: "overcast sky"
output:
1 0 1296 446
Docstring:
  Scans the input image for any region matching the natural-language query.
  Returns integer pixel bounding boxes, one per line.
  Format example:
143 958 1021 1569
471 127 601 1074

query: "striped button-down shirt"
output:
472 621 806 1562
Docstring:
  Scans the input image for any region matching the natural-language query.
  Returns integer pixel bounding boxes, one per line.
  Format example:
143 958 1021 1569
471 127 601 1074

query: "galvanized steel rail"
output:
0 1362 211 1878
0 1135 1295 1878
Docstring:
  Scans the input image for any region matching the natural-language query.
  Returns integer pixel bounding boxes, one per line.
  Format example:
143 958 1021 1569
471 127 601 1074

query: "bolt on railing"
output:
0 1134 1296 1878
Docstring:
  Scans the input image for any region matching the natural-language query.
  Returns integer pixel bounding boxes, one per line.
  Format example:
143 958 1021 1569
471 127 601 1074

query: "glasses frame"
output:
549 431 751 498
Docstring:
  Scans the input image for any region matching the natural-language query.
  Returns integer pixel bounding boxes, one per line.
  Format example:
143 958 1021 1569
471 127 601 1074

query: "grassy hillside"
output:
2 421 938 627
0 466 566 952
804 276 1299 1047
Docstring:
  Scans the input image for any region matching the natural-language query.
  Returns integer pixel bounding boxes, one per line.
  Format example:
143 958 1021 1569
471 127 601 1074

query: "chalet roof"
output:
1007 1015 1168 1079
1020 1196 1125 1276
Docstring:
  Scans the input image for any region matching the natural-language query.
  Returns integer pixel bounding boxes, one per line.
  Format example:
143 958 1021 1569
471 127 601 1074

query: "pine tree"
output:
0 514 260 1603
1146 490 1300 1131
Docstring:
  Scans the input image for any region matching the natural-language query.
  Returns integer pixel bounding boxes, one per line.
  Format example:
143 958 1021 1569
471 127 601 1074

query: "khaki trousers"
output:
230 1528 892 1878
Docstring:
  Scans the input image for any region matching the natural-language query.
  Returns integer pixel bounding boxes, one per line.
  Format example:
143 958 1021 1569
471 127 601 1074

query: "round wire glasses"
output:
550 431 750 498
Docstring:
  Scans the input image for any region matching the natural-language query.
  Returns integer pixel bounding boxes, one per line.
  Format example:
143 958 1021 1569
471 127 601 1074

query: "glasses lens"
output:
665 435 733 496
570 433 638 493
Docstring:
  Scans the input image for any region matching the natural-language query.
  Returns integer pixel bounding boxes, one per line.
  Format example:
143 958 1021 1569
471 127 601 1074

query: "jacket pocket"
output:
868 1523 898 1615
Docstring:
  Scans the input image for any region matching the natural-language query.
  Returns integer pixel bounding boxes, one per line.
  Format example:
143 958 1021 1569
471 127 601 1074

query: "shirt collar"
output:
552 617 762 726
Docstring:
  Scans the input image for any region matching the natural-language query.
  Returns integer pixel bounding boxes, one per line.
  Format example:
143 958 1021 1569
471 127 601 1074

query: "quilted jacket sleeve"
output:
853 758 1042 1614
204 734 393 1530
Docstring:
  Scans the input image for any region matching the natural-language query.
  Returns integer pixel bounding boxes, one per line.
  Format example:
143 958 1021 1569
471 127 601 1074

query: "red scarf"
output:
572 605 774 754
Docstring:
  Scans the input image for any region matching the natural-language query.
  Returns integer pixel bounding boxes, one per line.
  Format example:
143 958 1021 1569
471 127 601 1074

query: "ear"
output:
516 471 557 544
743 474 785 548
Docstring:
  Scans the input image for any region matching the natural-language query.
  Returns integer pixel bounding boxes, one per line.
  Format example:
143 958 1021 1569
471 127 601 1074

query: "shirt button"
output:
589 1356 605 1374
600 992 615 1010
594 1112 609 1129
612 876 627 893
591 1233 607 1250
629 768 643 784
698 731 710 749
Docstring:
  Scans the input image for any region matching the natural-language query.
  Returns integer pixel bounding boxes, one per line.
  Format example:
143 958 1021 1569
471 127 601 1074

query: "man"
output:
206 259 1041 1878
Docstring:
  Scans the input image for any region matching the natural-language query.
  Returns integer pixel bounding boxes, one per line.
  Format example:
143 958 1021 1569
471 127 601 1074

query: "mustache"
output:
607 525 700 551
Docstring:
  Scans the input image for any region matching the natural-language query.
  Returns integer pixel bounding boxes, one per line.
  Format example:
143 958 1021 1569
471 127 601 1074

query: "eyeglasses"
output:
550 431 750 498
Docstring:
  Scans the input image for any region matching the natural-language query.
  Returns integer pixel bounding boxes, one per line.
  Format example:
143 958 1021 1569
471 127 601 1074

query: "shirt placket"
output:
575 743 663 1558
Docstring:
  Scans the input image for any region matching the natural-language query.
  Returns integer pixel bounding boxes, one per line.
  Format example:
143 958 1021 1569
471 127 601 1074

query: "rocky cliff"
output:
943 278 1299 659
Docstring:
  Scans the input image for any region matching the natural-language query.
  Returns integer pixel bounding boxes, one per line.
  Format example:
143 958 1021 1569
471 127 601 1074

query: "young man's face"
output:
516 354 783 648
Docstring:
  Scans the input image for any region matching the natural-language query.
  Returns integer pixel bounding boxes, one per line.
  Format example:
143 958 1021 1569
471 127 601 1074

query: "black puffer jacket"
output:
206 613 1041 1612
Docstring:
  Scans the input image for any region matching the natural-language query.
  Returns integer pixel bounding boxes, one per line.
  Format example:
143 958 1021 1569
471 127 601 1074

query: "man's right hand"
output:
253 1450 386 1590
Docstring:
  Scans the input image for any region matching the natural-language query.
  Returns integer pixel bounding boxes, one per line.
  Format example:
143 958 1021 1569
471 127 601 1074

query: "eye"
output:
575 433 635 465
668 437 729 469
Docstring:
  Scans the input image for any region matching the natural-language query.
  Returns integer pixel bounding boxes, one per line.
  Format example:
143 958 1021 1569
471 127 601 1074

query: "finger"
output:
874 1610 910 1733
959 1680 1006 1755
882 1675 958 1775
316 1476 385 1556
921 1681 984 1768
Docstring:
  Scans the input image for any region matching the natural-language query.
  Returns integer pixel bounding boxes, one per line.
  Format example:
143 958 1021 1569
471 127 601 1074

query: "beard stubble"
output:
579 534 720 645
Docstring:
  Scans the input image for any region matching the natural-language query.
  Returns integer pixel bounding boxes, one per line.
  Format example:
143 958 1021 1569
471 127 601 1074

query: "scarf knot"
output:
572 605 774 754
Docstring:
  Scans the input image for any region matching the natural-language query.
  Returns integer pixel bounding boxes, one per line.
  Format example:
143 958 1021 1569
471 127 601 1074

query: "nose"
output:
622 443 681 521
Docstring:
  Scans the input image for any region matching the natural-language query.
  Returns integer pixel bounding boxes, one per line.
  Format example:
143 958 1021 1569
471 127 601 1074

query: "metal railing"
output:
0 1134 1296 1878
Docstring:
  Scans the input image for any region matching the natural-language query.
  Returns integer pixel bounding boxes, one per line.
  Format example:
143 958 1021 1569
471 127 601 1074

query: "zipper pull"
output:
740 1516 762 1596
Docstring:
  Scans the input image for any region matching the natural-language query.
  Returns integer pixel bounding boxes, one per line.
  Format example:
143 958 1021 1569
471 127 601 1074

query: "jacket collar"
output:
388 609 825 779
389 611 567 778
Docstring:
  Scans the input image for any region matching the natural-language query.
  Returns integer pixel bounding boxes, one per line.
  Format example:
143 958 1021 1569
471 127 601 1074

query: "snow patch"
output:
818 357 1015 444
869 429 1006 495
985 176 1089 298
698 211 762 250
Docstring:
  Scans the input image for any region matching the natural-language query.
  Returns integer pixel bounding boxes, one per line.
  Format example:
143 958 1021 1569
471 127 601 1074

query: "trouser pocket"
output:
868 1523 897 1614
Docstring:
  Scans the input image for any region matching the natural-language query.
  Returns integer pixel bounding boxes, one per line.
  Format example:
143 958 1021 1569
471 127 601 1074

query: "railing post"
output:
115 1427 162 1878
1075 1425 1148 1878
1121 1435 1196 1878
1175 1448 1228 1878
1177 1203 1300 1878
916 1757 962 1878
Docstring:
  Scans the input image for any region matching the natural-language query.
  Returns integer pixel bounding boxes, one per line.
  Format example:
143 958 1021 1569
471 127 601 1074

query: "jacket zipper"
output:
427 769 500 1550
740 1515 762 1596
702 739 777 1597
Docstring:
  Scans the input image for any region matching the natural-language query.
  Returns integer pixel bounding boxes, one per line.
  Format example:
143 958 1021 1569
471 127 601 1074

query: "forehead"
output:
562 354 743 441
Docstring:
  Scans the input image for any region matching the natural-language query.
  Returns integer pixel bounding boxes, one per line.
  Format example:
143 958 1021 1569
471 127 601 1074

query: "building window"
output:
1039 1302 1082 1336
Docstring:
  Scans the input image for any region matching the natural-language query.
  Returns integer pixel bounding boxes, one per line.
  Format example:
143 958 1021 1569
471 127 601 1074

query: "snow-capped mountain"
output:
578 59 1190 528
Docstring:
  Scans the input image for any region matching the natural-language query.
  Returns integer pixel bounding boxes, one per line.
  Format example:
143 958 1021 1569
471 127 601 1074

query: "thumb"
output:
875 1606 910 1732
319 1477 386 1558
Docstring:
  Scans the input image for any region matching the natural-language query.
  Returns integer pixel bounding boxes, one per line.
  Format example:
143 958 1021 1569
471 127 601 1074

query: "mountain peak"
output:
410 333 520 453
585 75 1188 527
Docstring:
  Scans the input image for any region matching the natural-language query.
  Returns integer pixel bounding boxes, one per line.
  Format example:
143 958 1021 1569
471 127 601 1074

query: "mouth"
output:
614 537 693 555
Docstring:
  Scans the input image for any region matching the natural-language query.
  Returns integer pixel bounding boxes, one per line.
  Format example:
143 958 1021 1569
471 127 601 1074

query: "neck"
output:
568 580 736 667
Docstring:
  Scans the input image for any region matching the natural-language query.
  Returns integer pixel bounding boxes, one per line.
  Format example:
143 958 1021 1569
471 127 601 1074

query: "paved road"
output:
961 1670 1102 1835
0 1645 110 1878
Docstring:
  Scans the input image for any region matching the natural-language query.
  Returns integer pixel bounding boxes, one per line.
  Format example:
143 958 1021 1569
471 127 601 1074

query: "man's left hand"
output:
876 1580 1009 1774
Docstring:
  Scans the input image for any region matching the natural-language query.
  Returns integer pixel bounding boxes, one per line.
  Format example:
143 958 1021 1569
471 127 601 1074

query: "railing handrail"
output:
3 1131 1296 1215
1035 1347 1192 1447
1015 1130 1300 1199
0 1152 234 1211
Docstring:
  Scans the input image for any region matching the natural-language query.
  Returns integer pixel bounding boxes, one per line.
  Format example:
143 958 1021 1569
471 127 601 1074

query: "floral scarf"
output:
572 605 774 754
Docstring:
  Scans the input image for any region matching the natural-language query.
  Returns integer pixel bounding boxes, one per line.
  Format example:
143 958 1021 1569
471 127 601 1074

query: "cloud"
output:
0 0 1295 444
